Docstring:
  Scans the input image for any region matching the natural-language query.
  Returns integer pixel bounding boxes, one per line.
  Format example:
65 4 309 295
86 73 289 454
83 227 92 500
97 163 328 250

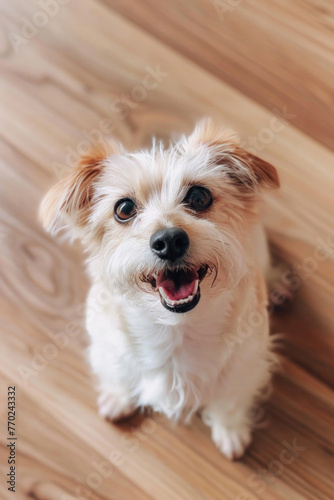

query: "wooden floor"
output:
1 1 334 498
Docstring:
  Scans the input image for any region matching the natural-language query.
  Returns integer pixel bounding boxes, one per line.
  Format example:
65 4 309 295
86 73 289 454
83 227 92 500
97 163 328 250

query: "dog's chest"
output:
133 322 225 418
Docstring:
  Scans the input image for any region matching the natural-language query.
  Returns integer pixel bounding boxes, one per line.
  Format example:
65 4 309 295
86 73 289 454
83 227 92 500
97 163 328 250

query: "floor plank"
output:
1 320 334 500
1 0 334 383
108 0 334 151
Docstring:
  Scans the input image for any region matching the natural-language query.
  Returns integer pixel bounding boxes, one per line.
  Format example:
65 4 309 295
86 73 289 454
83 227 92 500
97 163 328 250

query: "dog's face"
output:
41 119 279 314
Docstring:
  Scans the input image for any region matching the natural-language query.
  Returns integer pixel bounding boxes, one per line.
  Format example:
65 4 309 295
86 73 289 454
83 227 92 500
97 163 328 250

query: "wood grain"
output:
108 0 334 151
0 0 333 498
1 0 334 383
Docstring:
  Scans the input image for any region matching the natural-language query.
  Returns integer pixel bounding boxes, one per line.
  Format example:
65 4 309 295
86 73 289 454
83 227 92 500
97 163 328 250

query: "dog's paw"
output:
211 423 252 460
97 387 135 421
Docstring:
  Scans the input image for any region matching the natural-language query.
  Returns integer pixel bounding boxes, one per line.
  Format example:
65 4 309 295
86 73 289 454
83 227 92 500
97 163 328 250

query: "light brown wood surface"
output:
0 1 333 498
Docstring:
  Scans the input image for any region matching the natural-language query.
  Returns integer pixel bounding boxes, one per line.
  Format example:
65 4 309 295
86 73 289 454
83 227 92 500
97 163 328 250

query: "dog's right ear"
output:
40 143 116 234
185 118 279 191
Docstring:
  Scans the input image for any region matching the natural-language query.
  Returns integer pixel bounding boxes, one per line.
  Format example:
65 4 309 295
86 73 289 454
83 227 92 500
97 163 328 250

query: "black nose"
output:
150 228 189 261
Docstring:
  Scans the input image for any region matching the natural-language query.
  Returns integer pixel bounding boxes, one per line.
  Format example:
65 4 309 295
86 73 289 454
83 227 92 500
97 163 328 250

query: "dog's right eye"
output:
184 186 212 212
114 198 137 222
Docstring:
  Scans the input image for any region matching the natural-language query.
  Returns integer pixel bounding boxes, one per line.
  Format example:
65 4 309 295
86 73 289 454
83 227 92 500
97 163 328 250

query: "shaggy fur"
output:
40 119 280 459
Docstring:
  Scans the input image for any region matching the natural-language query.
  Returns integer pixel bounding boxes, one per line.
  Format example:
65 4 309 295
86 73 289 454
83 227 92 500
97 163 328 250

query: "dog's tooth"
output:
165 296 176 306
159 286 197 308
159 288 175 306
175 295 194 306
158 287 168 301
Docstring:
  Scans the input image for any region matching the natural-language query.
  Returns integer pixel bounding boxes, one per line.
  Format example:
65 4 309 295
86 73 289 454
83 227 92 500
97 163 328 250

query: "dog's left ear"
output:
225 146 280 190
186 118 280 190
40 142 117 234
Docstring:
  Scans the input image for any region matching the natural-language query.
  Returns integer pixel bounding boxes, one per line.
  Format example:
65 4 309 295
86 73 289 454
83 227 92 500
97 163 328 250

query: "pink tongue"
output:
157 269 198 300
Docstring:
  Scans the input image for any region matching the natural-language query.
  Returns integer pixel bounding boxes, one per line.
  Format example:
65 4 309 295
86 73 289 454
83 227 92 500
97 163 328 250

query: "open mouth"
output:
152 266 208 313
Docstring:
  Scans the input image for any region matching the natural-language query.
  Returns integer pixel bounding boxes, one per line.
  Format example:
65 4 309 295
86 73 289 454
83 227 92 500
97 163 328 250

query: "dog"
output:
40 119 280 460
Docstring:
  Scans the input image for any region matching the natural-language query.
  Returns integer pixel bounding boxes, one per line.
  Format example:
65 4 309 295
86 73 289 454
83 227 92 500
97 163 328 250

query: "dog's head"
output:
41 119 279 314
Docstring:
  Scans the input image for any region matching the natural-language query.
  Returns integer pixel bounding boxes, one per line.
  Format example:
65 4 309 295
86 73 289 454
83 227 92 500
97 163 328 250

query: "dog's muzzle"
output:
147 228 208 313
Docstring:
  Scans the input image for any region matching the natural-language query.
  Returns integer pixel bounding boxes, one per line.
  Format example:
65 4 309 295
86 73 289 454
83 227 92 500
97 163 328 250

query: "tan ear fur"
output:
187 118 238 155
230 147 280 189
188 118 279 190
40 143 113 233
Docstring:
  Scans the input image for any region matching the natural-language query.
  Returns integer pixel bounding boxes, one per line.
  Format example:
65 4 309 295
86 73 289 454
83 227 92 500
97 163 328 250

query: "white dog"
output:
41 119 280 459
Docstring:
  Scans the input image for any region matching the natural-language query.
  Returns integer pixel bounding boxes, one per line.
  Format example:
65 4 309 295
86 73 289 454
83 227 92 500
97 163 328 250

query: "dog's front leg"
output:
202 396 253 460
202 330 275 460
89 335 137 421
96 384 136 421
86 285 137 421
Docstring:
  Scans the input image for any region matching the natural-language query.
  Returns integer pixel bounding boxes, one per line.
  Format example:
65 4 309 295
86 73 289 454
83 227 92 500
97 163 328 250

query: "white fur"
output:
41 120 279 460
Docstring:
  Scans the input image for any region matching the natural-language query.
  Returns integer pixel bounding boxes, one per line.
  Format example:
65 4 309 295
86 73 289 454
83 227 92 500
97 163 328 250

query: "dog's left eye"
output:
184 186 212 212
114 198 137 222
